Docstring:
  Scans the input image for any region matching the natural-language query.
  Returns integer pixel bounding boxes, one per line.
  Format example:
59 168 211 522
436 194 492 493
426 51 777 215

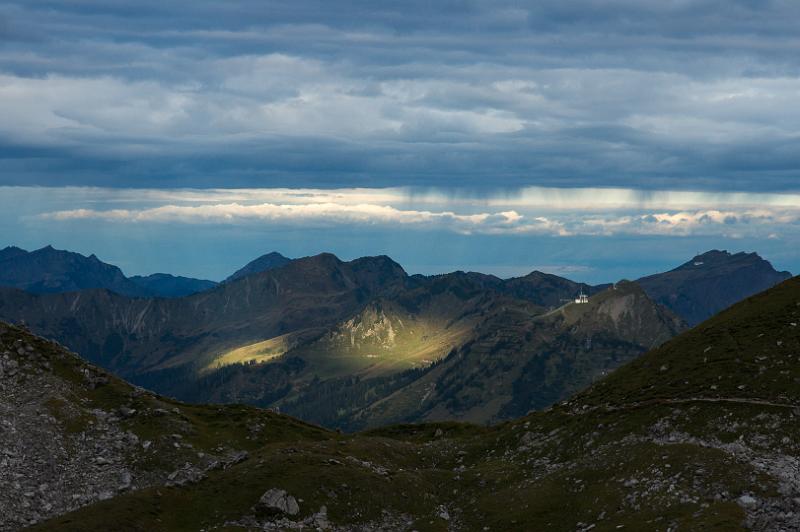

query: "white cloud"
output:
30 185 800 239
579 209 791 236
39 201 554 236
24 185 800 210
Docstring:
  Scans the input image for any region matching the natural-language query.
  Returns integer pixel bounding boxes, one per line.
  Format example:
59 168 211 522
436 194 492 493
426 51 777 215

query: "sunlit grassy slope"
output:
205 306 476 378
201 329 322 373
290 301 480 378
204 336 290 371
202 289 493 384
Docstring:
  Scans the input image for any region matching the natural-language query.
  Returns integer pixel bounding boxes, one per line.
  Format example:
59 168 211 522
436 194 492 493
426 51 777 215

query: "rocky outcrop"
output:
0 323 257 531
0 327 150 529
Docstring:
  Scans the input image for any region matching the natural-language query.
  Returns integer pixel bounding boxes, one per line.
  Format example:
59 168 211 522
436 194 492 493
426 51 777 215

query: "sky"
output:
1 1 799 281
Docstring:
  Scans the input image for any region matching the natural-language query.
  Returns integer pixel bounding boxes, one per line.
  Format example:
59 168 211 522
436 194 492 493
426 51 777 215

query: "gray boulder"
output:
258 488 300 516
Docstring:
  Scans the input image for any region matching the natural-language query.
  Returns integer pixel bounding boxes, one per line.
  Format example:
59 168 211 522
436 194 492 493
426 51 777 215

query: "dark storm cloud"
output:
1 0 799 190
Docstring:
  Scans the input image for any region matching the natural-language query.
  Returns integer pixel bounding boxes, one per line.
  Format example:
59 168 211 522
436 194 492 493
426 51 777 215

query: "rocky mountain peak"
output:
224 251 292 283
559 280 685 348
0 246 27 261
637 249 792 325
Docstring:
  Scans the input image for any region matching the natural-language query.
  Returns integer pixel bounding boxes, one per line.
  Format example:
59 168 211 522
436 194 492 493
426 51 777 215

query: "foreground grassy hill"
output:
5 276 799 530
0 321 328 531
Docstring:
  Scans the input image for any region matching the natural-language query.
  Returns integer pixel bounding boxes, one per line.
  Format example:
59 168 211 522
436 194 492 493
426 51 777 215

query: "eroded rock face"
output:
258 488 300 516
0 324 254 531
0 337 147 530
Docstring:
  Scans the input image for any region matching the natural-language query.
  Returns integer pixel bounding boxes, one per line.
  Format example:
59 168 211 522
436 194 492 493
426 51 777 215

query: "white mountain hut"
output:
574 289 589 304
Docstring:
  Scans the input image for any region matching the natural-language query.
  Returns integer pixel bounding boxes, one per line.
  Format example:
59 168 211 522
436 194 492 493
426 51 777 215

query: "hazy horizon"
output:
1 185 795 284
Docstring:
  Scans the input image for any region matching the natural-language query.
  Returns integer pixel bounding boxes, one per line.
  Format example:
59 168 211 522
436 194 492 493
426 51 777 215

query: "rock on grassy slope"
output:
14 276 800 531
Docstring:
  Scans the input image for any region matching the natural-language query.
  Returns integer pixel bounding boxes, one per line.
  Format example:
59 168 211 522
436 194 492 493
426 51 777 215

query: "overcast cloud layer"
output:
2 0 800 190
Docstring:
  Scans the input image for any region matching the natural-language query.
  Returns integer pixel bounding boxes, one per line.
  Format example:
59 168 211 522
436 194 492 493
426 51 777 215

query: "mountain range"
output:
3 272 799 530
0 247 790 430
0 245 149 297
0 246 293 298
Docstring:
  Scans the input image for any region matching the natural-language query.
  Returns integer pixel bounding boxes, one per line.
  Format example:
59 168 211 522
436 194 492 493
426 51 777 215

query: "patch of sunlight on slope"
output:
296 316 478 380
202 333 296 373
201 306 481 380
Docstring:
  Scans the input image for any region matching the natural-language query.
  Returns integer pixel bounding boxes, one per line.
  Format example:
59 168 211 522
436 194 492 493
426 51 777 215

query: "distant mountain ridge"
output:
224 251 292 282
4 245 788 321
129 273 218 298
0 245 149 297
636 249 792 325
0 246 791 430
0 245 291 298
0 251 685 429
